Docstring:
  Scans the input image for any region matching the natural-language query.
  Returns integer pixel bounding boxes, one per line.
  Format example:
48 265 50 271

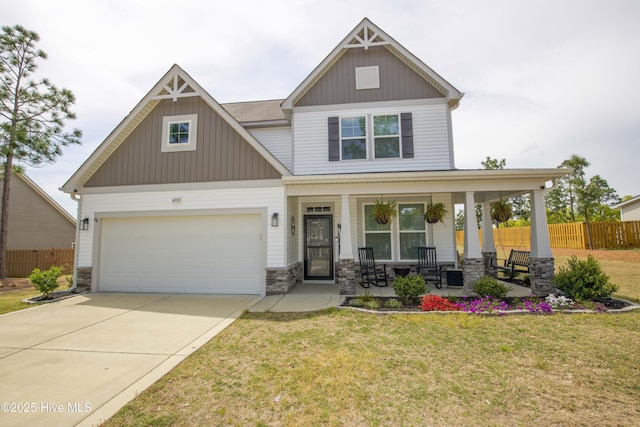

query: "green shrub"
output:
553 255 618 301
383 298 403 309
29 266 62 298
363 299 381 310
349 298 365 307
473 276 511 299
393 275 426 302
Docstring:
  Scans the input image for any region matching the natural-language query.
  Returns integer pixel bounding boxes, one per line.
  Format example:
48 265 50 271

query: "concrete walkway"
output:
0 293 260 427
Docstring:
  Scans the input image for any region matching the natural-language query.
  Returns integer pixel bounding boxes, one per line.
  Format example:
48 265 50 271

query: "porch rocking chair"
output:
358 247 388 288
417 246 443 289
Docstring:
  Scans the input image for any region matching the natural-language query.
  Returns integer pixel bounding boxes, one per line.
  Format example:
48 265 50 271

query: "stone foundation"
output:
462 257 484 293
266 263 302 295
482 251 497 278
337 259 356 295
76 267 92 291
529 257 555 296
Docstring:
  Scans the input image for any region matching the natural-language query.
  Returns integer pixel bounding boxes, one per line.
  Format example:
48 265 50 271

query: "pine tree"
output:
0 25 81 278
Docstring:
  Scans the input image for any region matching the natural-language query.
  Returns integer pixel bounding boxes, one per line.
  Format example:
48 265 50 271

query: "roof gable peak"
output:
153 65 200 101
344 19 390 50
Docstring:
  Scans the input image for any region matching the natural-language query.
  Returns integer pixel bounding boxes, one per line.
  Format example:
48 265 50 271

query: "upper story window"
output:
339 114 400 160
162 114 198 152
340 116 366 160
373 115 400 158
328 112 413 162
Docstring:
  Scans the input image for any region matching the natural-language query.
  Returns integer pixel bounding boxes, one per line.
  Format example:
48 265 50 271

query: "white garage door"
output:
99 214 263 294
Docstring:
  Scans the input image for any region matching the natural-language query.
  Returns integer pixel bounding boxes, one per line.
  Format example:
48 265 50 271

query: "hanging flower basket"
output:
424 202 448 224
372 199 397 225
490 199 513 223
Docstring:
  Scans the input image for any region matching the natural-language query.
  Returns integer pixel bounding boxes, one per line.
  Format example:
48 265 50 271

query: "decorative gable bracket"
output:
344 23 389 50
152 71 199 102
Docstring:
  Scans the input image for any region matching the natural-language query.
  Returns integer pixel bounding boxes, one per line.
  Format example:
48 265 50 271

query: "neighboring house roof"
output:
10 173 76 225
281 17 463 111
614 195 640 209
62 65 291 193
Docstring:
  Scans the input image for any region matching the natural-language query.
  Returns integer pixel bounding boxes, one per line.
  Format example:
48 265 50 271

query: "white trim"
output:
78 179 284 195
161 114 198 152
291 97 447 114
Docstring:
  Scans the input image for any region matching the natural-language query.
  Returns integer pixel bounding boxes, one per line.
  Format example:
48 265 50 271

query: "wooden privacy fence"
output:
7 248 74 278
456 221 640 250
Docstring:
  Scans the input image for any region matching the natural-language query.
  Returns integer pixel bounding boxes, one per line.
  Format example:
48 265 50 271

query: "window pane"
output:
341 116 366 137
169 121 190 144
373 115 398 136
375 137 400 158
366 233 391 259
342 139 366 160
364 205 390 231
399 204 425 230
400 233 426 260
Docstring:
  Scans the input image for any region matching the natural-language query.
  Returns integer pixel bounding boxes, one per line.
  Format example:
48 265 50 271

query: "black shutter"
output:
328 116 340 162
401 112 414 158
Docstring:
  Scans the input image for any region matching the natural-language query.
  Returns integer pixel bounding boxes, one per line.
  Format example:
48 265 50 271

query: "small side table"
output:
393 267 411 278
446 269 463 287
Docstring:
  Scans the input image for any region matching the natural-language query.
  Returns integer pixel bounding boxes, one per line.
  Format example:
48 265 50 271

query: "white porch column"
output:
529 189 555 296
463 191 484 291
481 200 497 278
530 190 552 258
481 201 496 253
339 194 353 259
463 192 482 259
337 194 356 295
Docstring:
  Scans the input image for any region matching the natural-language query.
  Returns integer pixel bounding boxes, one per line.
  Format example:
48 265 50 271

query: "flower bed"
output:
342 294 635 315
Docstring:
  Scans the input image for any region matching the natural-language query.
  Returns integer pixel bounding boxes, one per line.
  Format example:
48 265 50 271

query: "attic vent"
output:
355 66 380 90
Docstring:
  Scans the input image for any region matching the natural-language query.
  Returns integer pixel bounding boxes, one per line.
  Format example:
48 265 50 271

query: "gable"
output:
0 174 76 249
84 97 282 187
295 46 445 107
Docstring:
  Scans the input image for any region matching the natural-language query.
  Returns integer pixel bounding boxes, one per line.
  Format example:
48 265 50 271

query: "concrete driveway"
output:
0 293 261 427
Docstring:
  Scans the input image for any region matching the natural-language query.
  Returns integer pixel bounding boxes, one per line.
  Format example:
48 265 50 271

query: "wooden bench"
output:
495 250 530 280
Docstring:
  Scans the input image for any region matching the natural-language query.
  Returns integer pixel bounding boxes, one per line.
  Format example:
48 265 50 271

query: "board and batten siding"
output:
295 46 444 107
85 97 281 187
249 127 293 171
77 185 286 269
293 103 451 175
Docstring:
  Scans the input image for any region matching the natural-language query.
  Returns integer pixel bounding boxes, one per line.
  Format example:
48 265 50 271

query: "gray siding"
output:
0 175 76 249
296 46 444 107
85 97 281 187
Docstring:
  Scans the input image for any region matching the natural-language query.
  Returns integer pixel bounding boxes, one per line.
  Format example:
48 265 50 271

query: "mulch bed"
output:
342 296 634 312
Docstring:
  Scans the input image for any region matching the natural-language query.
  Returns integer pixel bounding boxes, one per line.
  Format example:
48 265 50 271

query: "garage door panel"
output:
100 215 263 294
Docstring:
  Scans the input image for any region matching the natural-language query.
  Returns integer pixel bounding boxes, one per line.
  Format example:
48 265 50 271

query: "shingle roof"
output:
221 99 287 124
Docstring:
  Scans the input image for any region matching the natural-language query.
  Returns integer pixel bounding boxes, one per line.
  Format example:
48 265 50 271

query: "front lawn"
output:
0 288 42 315
105 310 640 426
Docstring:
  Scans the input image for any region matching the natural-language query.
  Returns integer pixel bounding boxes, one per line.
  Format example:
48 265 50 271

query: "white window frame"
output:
363 201 427 261
339 113 402 161
340 116 367 161
162 114 198 153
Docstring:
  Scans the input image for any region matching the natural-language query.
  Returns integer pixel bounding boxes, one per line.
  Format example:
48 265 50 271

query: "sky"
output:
2 0 639 217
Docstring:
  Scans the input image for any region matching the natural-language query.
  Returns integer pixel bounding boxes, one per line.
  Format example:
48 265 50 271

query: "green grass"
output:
0 288 42 315
105 310 640 427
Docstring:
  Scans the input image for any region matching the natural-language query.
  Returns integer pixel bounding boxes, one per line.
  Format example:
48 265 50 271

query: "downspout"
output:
69 192 81 292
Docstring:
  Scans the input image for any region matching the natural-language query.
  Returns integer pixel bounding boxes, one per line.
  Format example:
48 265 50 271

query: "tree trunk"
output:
0 155 12 278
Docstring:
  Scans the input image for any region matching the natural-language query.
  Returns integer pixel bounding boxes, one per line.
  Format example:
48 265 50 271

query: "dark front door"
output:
304 215 334 280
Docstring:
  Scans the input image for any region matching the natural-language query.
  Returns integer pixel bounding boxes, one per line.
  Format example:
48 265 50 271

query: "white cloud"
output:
2 0 639 217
